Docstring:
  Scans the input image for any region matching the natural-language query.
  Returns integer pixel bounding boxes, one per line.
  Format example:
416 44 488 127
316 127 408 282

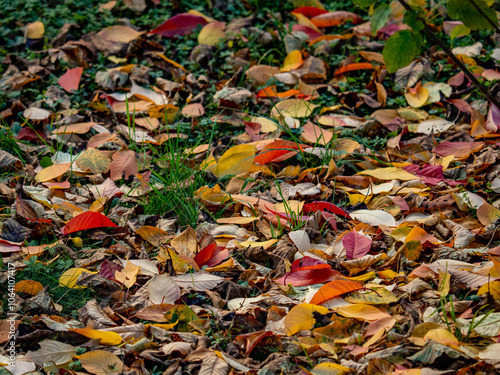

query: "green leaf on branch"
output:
447 0 498 30
352 0 376 7
371 4 392 36
403 10 424 32
383 30 422 73
450 24 471 39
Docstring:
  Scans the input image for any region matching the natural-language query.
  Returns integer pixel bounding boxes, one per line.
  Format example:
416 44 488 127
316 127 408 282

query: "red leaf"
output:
150 14 207 38
194 244 228 268
58 67 83 92
290 256 330 272
292 6 328 18
402 164 461 186
334 63 374 76
15 128 47 142
235 331 274 355
310 279 363 305
311 11 363 28
254 140 304 165
292 24 323 41
275 268 339 286
342 230 372 259
321 211 337 231
61 211 118 235
302 201 352 220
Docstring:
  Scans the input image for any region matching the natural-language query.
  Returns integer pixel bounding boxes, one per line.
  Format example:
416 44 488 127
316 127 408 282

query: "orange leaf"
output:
256 86 301 98
405 226 437 244
58 67 83 92
311 11 363 28
310 279 363 305
334 63 374 76
15 280 44 295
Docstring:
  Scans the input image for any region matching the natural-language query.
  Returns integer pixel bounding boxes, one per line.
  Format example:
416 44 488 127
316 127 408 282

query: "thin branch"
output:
466 0 500 33
397 0 500 110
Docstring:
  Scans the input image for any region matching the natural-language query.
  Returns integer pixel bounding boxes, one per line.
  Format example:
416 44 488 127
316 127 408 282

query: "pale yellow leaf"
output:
78 350 124 375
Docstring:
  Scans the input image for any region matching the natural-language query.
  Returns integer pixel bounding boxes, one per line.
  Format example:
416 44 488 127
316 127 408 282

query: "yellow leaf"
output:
333 304 391 321
438 270 451 297
26 21 45 39
187 9 216 22
77 350 124 375
215 144 256 177
348 193 372 205
311 362 351 375
405 83 429 108
291 12 321 33
136 225 170 247
115 261 140 288
237 239 278 249
424 328 459 346
358 167 417 181
198 22 226 46
282 50 304 72
477 202 500 226
35 163 71 183
157 247 196 273
284 303 329 336
271 99 318 119
59 268 97 289
477 280 500 300
71 328 123 345
216 216 259 224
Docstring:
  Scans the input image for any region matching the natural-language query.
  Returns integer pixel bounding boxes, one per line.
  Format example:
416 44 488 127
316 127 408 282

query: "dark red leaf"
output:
302 201 352 220
15 128 47 142
292 6 328 18
61 211 118 235
99 259 123 282
150 14 207 38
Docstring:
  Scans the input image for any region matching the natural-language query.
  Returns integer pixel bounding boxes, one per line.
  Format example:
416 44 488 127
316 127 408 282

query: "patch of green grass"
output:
0 122 25 162
140 136 208 228
14 255 94 318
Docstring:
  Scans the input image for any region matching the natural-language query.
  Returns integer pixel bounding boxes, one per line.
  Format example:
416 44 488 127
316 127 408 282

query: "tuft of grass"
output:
140 136 207 228
14 255 94 318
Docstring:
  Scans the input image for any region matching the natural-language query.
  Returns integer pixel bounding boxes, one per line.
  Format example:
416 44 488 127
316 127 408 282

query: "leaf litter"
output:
1 0 500 374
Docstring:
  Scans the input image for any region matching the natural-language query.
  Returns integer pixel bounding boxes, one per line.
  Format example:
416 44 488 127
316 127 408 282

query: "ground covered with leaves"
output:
1 0 500 374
